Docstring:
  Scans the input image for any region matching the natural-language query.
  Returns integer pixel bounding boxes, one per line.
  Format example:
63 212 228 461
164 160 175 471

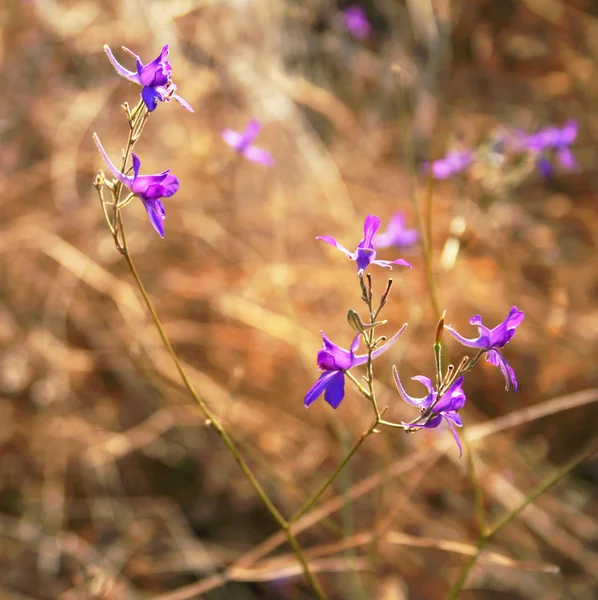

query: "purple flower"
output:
373 212 419 249
221 120 275 167
393 368 466 456
445 306 524 391
422 149 474 179
93 134 179 238
104 44 193 113
344 6 371 40
514 120 578 177
317 215 412 276
305 324 407 409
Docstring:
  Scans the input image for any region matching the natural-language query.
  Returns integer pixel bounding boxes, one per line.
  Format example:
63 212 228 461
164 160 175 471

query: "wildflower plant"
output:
92 43 327 599
88 40 577 600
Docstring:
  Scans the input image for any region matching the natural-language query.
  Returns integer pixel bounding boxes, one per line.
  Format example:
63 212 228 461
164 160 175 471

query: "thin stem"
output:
394 71 440 318
446 441 597 600
290 418 379 524
463 436 486 535
119 232 327 599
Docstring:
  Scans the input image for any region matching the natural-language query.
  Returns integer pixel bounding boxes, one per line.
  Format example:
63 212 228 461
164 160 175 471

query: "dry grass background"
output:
1 0 598 598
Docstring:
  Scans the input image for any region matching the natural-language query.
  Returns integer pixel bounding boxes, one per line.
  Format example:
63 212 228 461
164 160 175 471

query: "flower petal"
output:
444 325 485 349
131 154 141 180
324 371 346 409
434 376 466 412
361 215 381 249
559 120 578 145
144 199 166 238
221 129 244 151
318 332 353 371
352 323 408 367
411 375 434 395
141 86 161 112
170 93 194 112
93 134 133 189
536 157 554 178
244 145 275 167
486 350 518 391
137 45 171 87
304 370 339 407
372 258 412 270
242 119 262 145
103 45 141 84
392 364 433 408
316 236 354 259
442 413 463 457
557 147 577 171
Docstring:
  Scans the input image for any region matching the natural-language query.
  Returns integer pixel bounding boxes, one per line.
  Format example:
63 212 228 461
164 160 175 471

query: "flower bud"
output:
435 310 446 345
347 309 367 334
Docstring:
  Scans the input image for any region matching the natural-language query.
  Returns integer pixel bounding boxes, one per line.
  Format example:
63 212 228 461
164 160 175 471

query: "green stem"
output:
101 110 327 598
119 230 327 599
290 417 378 524
446 441 597 599
395 72 440 318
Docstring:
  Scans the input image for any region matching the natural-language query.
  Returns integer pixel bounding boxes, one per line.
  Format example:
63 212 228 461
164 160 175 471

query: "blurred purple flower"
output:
317 215 412 276
422 149 474 179
393 368 466 456
445 306 524 391
514 120 578 177
305 324 407 409
104 44 193 113
221 120 275 167
93 134 179 238
344 6 371 39
374 212 419 249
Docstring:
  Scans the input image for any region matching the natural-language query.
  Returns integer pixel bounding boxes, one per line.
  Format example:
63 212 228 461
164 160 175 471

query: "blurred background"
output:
1 0 598 598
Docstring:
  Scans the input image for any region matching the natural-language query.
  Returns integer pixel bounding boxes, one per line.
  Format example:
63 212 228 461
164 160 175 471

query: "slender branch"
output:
446 441 597 599
120 229 327 599
394 70 440 318
290 418 379 524
95 106 327 599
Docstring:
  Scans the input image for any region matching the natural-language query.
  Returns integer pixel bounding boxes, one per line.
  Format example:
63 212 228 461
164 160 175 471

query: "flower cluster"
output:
307 214 524 455
317 215 412 276
95 45 274 238
425 119 578 181
343 6 371 40
104 44 193 113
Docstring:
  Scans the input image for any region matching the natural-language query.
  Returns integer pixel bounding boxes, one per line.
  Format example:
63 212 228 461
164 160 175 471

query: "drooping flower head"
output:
422 149 474 179
393 368 466 456
104 44 193 113
305 324 407 409
445 306 524 391
221 120 275 167
344 6 371 40
513 120 578 177
373 212 419 249
317 215 412 276
93 134 179 238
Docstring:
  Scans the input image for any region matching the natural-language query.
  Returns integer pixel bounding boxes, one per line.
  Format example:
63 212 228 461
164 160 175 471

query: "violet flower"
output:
393 368 466 456
221 120 275 167
373 212 419 249
317 215 412 276
515 120 578 177
344 6 371 40
104 44 193 113
422 149 474 179
305 324 407 409
445 306 524 391
93 134 179 238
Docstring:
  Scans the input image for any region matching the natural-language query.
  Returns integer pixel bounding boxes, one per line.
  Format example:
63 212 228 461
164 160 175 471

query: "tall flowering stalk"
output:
90 41 545 600
93 44 327 600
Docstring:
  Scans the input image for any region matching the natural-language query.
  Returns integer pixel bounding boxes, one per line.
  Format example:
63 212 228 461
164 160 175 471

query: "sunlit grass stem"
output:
446 440 597 599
